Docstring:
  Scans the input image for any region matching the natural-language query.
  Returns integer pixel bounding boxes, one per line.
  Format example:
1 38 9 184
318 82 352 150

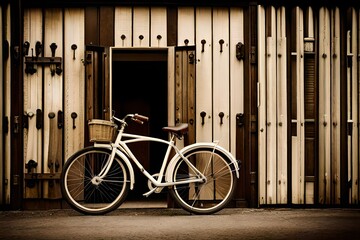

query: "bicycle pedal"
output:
143 188 157 197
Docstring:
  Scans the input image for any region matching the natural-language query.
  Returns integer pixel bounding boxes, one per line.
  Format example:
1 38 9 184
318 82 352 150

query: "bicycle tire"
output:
169 146 237 215
61 147 130 215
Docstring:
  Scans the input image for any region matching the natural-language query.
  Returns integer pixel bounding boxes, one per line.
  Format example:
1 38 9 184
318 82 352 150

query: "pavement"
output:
1 202 360 240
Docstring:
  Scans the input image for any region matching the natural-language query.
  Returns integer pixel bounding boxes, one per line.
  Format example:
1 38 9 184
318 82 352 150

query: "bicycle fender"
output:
165 142 240 182
93 143 135 190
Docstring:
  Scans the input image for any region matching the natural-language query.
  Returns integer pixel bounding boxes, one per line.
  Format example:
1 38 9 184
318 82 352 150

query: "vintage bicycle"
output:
60 113 240 215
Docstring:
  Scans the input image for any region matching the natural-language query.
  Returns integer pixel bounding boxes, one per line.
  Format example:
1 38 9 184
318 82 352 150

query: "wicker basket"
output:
88 119 117 143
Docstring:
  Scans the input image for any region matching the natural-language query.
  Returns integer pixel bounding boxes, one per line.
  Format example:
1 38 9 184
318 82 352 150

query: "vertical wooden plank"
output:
276 6 288 204
23 8 43 198
168 47 175 126
64 9 85 160
133 7 150 47
195 8 212 142
167 7 177 46
213 7 230 150
3 5 11 204
0 5 3 204
151 7 167 47
298 7 305 205
178 7 194 46
175 50 184 124
266 6 277 204
85 7 99 45
99 7 114 47
187 49 196 145
346 28 352 204
114 7 133 47
331 7 341 204
43 9 63 199
304 6 316 205
350 8 359 204
319 7 331 204
257 5 267 205
230 8 244 157
292 7 305 204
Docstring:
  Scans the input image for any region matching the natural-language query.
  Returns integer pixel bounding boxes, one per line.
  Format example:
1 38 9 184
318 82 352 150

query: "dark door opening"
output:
111 49 168 201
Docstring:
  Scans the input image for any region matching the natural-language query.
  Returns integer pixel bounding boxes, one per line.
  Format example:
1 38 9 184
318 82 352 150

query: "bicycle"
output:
61 113 240 215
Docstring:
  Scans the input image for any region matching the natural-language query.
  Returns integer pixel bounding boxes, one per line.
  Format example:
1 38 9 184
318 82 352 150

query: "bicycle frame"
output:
93 130 207 196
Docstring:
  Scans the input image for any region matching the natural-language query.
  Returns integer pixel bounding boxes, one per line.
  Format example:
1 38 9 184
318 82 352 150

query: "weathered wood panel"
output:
304 6 316 205
347 8 359 204
213 7 230 150
276 7 287 204
178 7 194 46
0 5 4 204
151 7 167 47
266 6 277 204
114 7 132 47
23 8 43 198
133 7 150 47
195 7 212 142
3 5 11 205
64 9 85 160
291 7 305 204
330 7 341 204
318 7 331 204
230 8 244 157
258 5 267 205
43 9 63 199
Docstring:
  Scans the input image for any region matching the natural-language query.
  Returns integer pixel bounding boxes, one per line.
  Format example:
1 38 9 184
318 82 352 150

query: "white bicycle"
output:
61 113 240 215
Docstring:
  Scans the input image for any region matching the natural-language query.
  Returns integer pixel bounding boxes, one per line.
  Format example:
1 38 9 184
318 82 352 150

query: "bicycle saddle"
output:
162 123 188 138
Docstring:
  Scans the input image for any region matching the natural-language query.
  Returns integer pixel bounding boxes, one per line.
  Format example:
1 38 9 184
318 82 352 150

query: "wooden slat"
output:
114 7 133 47
276 6 288 204
187 49 196 145
178 7 195 46
64 9 85 160
213 7 230 150
257 5 267 205
175 50 184 124
195 8 212 142
229 7 244 157
350 8 359 204
3 5 11 204
168 47 175 127
43 9 63 199
266 6 277 204
151 7 167 47
23 8 43 198
291 7 305 204
0 5 3 204
319 7 331 204
133 7 150 47
331 7 341 205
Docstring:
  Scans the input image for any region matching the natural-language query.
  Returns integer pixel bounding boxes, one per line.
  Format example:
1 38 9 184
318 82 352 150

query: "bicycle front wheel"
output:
170 147 236 215
61 147 130 215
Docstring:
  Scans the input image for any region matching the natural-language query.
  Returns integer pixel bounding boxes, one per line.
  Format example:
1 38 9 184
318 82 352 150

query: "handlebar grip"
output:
134 114 149 122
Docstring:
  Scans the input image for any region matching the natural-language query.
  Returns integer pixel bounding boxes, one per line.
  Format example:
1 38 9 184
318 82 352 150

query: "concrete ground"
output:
1 202 360 240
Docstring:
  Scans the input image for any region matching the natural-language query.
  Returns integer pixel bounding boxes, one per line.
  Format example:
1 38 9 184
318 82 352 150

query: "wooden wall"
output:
1 2 360 209
258 5 360 205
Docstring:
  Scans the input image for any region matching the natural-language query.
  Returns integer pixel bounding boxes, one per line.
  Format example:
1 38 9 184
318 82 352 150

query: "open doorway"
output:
111 49 168 203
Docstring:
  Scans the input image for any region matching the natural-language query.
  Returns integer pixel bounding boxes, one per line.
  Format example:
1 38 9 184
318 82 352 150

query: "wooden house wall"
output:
258 5 360 205
1 2 360 208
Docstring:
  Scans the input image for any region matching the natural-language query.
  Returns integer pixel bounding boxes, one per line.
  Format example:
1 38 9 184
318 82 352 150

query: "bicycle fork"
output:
91 145 118 185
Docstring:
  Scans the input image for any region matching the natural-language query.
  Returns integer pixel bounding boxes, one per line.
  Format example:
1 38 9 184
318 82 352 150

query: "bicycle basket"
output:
88 119 117 143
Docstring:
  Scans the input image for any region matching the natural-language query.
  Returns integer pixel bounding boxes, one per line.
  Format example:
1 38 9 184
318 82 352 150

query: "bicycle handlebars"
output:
112 113 149 126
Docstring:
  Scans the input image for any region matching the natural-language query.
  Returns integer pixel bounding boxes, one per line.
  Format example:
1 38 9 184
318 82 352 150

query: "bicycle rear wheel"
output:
170 147 236 214
61 147 129 215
